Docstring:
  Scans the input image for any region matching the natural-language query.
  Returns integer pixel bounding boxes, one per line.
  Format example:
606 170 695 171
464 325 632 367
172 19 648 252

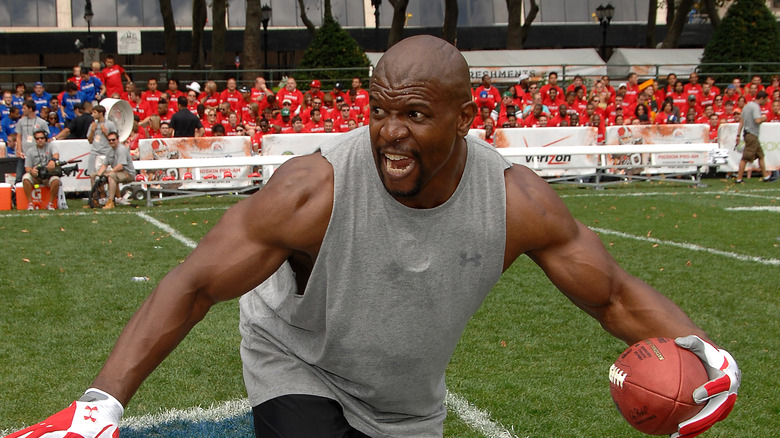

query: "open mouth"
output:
384 153 415 178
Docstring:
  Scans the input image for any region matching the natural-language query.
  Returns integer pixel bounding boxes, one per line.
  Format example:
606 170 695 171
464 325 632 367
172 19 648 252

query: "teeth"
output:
385 153 406 161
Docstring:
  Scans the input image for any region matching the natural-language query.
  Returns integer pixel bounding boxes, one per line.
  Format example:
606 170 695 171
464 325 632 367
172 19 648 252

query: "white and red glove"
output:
671 335 740 438
4 388 123 438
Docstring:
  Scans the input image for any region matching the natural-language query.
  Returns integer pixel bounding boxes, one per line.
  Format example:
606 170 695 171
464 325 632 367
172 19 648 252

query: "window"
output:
0 0 56 27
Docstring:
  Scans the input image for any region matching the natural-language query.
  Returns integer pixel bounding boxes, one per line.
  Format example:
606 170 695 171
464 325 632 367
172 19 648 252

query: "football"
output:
609 337 709 435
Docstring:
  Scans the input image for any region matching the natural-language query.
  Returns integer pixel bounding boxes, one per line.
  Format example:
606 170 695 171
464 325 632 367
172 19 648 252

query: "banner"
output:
717 123 780 172
51 139 93 192
138 136 254 189
471 127 599 176
604 124 710 174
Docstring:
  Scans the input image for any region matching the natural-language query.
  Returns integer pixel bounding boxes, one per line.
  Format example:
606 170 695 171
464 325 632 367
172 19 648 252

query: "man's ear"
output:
457 101 478 137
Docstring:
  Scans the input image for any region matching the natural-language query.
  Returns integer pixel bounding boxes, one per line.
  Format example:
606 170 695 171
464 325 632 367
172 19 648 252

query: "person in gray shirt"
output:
21 128 60 210
86 104 117 186
734 90 775 183
95 130 135 209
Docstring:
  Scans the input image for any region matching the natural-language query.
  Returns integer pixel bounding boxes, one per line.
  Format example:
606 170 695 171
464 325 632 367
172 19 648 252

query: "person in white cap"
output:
186 81 201 95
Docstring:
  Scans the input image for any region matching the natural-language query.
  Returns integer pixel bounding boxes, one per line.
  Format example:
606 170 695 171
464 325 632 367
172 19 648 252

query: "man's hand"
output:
671 335 740 438
3 389 123 438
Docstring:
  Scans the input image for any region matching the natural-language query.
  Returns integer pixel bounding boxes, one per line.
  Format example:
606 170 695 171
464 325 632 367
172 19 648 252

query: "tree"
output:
158 0 178 70
191 0 207 70
442 0 458 45
297 1 370 88
211 0 228 72
297 0 317 35
506 0 537 49
660 0 695 48
387 0 409 48
243 0 263 80
698 0 780 83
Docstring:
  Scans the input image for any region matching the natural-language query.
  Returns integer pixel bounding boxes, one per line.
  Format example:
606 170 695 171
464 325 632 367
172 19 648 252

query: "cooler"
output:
15 183 55 210
0 183 11 210
0 157 19 184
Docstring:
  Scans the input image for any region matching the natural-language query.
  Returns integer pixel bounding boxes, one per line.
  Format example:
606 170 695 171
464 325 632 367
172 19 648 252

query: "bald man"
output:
7 36 738 438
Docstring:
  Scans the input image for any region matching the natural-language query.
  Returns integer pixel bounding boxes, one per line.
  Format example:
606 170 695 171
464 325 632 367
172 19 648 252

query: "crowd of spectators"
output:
472 71 780 145
3 56 780 156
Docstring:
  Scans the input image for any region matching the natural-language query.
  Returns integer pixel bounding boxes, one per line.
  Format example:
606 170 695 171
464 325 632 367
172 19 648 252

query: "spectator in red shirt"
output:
329 82 348 104
127 90 153 124
305 108 325 132
185 88 200 116
683 72 703 100
306 79 326 104
744 74 764 95
201 109 217 136
682 94 703 119
623 72 640 104
276 77 304 114
700 83 717 107
470 106 493 130
720 100 740 123
474 75 501 110
348 77 369 112
566 75 587 97
155 99 176 125
167 78 185 101
513 73 530 105
250 76 275 104
707 114 720 142
200 81 221 110
220 77 245 113
654 99 678 125
102 55 132 98
721 84 740 105
540 72 564 102
523 104 546 127
142 78 163 107
697 104 715 124
542 87 564 117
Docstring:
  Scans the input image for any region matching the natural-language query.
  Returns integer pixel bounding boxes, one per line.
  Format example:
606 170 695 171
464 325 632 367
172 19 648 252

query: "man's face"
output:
312 99 322 109
3 92 12 105
311 110 321 122
286 78 296 91
91 110 102 120
293 120 304 131
548 73 557 84
220 103 230 115
107 134 119 148
324 120 333 132
22 105 34 117
34 84 44 95
160 125 171 136
148 79 158 92
352 78 361 89
255 77 266 89
34 132 47 148
369 62 471 201
169 80 179 91
689 73 699 84
73 66 81 77
206 111 216 123
49 98 59 109
188 91 198 103
158 103 168 116
105 58 115 67
227 79 236 91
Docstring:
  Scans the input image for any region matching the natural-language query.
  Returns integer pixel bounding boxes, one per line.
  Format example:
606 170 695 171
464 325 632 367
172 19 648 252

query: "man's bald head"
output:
371 35 472 105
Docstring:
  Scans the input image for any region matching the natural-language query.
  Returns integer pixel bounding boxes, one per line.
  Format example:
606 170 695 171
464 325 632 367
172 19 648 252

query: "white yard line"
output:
558 189 780 200
121 399 251 429
591 227 780 266
725 206 780 213
136 211 199 249
445 391 520 438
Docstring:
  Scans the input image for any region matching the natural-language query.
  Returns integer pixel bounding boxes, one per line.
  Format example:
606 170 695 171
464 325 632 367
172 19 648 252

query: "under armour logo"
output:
459 252 482 267
84 405 98 422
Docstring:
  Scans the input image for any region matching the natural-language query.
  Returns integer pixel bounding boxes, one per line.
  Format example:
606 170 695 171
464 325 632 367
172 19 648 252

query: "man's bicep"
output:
527 221 620 312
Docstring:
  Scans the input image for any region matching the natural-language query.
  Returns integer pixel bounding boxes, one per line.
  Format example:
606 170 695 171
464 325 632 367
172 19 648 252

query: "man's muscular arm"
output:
503 165 707 345
91 153 333 406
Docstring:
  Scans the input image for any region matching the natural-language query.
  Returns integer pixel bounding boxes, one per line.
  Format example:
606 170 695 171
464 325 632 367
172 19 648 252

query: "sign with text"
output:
117 30 142 55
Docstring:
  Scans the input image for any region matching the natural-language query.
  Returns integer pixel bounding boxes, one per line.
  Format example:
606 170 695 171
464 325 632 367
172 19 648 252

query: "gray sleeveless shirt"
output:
239 127 511 437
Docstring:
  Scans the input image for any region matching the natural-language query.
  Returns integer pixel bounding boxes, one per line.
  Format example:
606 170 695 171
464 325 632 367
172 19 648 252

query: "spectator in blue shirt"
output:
79 67 105 103
31 82 52 116
11 82 27 110
61 82 85 123
0 90 13 120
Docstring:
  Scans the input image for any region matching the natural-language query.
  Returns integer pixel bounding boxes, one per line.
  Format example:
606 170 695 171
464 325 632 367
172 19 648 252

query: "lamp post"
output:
371 0 381 51
81 0 101 66
261 4 272 77
595 3 615 60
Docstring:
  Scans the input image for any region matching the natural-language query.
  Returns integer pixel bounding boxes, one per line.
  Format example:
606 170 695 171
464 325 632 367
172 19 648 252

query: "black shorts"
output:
252 394 371 438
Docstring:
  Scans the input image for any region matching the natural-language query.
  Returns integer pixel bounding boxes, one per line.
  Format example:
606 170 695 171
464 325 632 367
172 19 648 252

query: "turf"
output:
0 177 777 437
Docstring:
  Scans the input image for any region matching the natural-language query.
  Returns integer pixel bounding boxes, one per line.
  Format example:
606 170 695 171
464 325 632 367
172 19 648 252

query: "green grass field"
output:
1 177 778 437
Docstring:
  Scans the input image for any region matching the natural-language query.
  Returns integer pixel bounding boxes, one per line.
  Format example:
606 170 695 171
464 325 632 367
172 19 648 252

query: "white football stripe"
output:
136 211 199 249
121 399 251 429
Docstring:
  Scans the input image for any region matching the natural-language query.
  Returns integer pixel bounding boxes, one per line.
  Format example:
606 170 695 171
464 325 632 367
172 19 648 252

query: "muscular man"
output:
6 36 739 438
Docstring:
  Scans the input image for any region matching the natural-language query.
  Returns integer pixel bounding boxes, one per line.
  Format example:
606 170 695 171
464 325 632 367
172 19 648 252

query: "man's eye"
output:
408 111 425 121
371 107 386 118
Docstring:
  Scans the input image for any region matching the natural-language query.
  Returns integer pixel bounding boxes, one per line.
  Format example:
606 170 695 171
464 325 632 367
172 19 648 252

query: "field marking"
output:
136 212 199 249
725 206 780 213
0 205 230 219
121 398 250 429
558 189 780 200
591 227 780 266
445 391 520 438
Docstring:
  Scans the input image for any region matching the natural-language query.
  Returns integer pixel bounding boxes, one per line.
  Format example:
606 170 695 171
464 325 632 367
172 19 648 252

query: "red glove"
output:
3 389 123 438
671 335 740 438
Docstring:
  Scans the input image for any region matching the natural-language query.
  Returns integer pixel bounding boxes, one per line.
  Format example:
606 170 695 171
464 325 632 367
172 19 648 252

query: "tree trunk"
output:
442 0 458 45
702 0 721 29
519 0 538 48
243 0 262 81
505 0 523 49
297 0 317 35
646 0 657 48
159 0 178 70
666 0 675 25
661 0 694 48
211 0 227 71
387 0 409 49
191 0 206 70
